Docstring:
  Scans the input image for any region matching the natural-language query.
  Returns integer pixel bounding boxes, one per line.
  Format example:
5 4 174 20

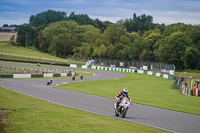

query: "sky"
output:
0 0 200 26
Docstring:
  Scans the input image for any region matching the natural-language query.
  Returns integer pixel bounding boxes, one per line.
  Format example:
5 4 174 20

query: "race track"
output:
1 62 200 133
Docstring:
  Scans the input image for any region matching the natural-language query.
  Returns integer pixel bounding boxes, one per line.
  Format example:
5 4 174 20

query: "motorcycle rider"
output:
47 79 53 86
115 88 131 109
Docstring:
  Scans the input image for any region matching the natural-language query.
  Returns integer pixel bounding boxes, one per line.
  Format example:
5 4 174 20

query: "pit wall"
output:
0 73 71 78
70 64 175 80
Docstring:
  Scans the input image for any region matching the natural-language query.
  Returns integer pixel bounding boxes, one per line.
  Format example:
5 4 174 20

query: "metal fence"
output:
69 57 175 72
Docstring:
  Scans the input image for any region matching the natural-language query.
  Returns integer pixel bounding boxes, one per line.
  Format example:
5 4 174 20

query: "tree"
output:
3 24 8 27
182 47 199 69
38 21 80 56
81 25 101 44
124 13 155 33
50 33 79 57
102 24 126 45
29 10 66 27
127 37 146 60
157 31 194 70
16 24 35 47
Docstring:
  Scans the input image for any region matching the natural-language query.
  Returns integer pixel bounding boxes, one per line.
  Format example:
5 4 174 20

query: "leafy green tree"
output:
107 45 116 58
73 43 92 58
98 44 107 57
157 31 194 70
67 12 93 26
3 24 8 27
81 25 101 44
127 37 146 60
30 10 66 27
16 24 35 47
123 13 155 33
50 33 79 57
38 21 80 56
103 24 126 45
182 47 199 69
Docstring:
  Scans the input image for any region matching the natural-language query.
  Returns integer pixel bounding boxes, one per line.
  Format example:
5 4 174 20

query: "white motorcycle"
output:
114 97 131 118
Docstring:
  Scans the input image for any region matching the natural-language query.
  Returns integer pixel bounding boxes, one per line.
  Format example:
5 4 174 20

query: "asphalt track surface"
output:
1 62 200 133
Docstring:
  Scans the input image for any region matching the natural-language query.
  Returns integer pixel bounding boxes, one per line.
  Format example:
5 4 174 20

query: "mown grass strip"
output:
0 87 166 133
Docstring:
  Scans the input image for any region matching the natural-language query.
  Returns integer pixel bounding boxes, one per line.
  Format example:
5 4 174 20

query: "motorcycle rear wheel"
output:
115 110 119 116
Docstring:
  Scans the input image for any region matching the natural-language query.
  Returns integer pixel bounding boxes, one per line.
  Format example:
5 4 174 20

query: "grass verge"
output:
0 42 84 65
0 87 166 133
56 72 200 115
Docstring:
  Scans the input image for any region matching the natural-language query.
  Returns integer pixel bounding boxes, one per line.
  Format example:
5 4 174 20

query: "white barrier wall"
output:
82 65 88 69
196 89 199 96
43 73 53 77
70 64 77 68
138 70 144 74
97 66 101 70
13 74 31 78
147 71 153 75
92 66 96 69
163 74 169 79
156 73 161 77
61 73 67 77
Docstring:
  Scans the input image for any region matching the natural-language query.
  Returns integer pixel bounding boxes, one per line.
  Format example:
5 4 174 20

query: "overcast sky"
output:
0 0 200 26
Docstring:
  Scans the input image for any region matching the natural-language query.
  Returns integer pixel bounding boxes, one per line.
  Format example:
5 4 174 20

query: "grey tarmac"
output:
1 62 200 133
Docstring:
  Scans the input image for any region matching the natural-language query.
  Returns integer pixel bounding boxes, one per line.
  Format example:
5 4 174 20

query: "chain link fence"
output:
69 57 175 73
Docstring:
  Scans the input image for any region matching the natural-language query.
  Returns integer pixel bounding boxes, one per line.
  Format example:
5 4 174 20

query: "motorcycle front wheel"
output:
121 108 127 118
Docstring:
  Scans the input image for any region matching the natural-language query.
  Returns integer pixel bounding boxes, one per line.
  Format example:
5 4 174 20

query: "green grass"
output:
0 87 166 133
0 42 84 65
56 72 200 115
175 71 200 79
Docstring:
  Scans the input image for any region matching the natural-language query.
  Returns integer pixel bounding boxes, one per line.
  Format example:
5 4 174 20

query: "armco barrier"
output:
31 74 43 78
53 73 61 77
69 64 175 80
0 74 13 78
77 64 82 68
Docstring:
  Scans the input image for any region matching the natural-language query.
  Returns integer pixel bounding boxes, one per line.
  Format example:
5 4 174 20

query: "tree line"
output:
13 10 200 70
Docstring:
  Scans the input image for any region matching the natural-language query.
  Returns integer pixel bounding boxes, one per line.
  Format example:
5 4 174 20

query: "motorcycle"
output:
47 79 52 86
114 97 131 118
80 74 83 80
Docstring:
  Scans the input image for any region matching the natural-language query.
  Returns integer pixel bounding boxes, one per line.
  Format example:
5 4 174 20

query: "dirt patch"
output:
0 110 10 133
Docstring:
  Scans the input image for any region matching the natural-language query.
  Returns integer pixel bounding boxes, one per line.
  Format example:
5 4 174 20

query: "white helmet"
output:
123 88 128 94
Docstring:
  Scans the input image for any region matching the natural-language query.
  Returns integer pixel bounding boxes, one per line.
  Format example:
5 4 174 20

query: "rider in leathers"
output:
115 88 131 109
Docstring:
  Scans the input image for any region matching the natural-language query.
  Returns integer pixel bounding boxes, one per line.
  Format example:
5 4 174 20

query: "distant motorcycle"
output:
114 97 131 118
80 74 83 80
72 75 75 80
47 79 53 86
